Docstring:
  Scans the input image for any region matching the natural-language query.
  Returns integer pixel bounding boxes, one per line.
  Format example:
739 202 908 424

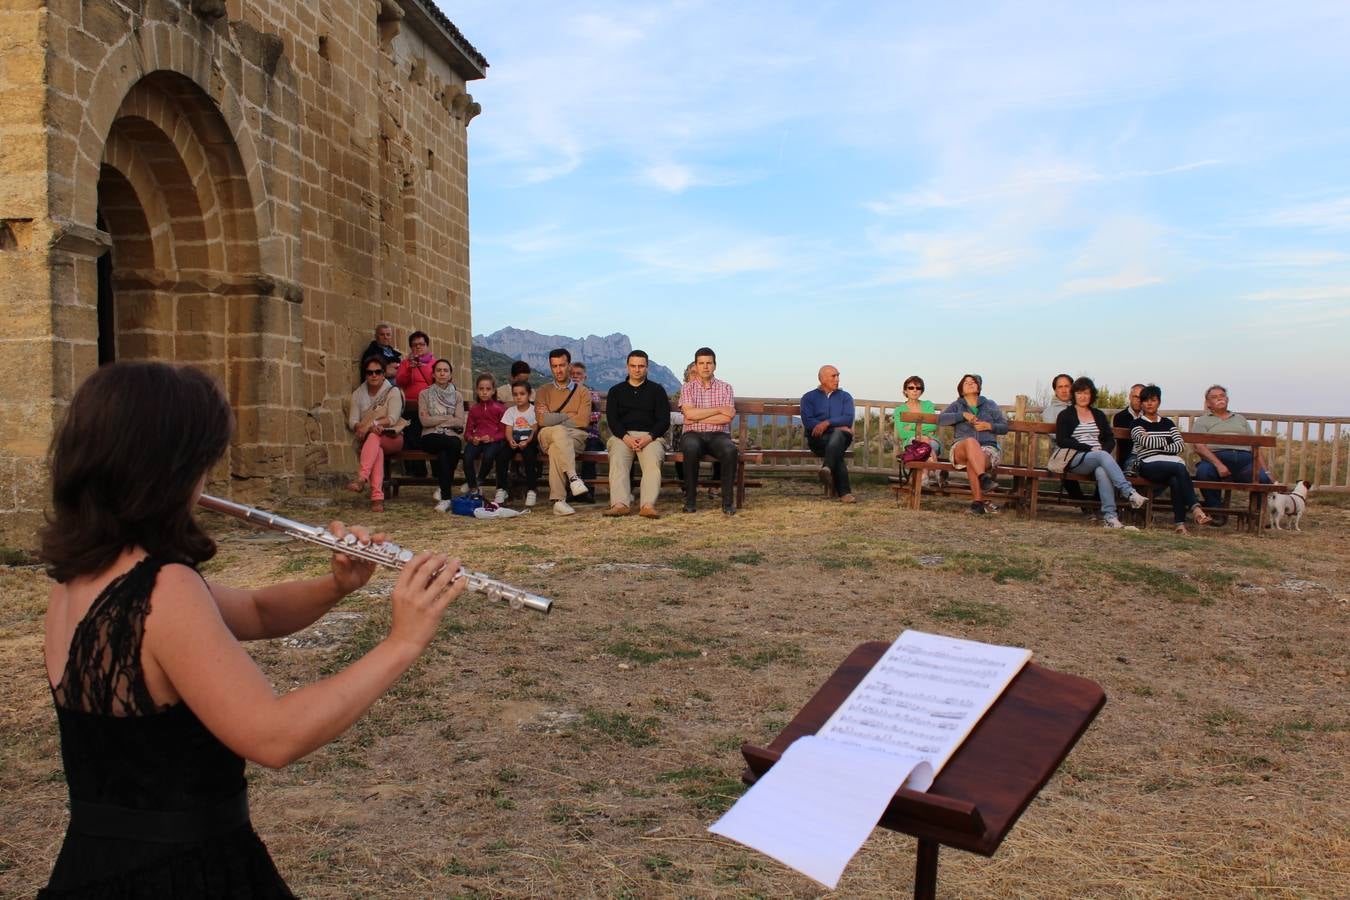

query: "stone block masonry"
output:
0 0 487 543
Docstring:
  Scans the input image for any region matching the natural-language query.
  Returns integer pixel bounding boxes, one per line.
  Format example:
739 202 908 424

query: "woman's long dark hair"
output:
39 362 234 582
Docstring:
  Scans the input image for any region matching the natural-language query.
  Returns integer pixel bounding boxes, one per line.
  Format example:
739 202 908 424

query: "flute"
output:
197 494 552 614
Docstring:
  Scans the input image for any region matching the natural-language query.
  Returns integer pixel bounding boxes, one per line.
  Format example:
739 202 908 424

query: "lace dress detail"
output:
42 556 294 898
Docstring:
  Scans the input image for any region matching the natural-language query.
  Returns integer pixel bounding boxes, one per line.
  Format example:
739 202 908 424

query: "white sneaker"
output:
1127 491 1147 509
494 488 508 504
525 490 537 507
553 500 575 516
1102 515 1124 529
434 499 452 513
567 474 588 497
432 488 442 501
459 483 470 495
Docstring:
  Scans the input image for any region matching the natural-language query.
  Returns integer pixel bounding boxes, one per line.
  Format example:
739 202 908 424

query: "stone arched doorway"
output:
96 71 261 373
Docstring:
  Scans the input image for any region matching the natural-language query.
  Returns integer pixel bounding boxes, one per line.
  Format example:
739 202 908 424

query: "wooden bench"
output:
892 412 1284 532
383 396 763 507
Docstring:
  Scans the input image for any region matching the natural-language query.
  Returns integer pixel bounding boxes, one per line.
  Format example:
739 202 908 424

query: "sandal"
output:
1174 523 1190 535
1190 505 1212 526
345 478 368 493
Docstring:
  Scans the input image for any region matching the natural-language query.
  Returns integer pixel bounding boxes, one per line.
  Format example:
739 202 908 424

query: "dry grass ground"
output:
2 478 1347 898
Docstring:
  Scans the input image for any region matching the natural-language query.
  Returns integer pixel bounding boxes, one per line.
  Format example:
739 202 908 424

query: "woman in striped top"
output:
1130 384 1213 534
1053 377 1147 529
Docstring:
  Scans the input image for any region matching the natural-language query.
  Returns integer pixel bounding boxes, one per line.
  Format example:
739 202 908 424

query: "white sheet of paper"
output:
818 630 1031 788
708 630 1030 888
708 735 928 890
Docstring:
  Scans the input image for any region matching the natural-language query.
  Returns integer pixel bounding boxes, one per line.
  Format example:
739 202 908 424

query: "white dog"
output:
1267 480 1312 531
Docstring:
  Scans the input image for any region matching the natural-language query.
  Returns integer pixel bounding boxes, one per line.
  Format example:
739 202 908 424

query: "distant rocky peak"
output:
474 327 680 392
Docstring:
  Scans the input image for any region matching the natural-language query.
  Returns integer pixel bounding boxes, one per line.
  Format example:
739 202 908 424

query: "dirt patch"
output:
2 479 1348 896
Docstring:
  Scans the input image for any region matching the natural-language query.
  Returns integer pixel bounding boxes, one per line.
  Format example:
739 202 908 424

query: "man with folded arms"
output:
679 347 739 515
603 350 671 519
534 348 593 516
801 364 856 503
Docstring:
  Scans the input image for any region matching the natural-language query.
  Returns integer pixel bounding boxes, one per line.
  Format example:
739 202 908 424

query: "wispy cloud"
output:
627 230 796 281
1252 196 1350 232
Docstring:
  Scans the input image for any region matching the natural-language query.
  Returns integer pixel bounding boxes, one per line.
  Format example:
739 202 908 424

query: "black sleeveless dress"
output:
42 556 294 898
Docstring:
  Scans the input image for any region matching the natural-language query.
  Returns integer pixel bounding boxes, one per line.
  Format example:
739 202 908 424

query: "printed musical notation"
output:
818 630 1031 789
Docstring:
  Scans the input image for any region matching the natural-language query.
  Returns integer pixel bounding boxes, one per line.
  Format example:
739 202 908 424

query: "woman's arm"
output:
935 400 963 426
145 553 464 769
986 401 1010 435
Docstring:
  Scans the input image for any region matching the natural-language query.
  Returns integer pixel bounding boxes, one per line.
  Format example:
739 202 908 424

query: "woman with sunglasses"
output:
893 376 942 487
347 355 405 512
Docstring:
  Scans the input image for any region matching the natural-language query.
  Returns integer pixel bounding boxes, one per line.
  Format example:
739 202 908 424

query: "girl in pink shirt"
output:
461 374 510 503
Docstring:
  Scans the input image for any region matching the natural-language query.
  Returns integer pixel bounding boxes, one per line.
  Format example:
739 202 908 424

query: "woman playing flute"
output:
38 361 466 897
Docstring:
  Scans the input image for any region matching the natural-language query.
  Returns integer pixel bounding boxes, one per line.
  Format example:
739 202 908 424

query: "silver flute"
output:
197 494 552 614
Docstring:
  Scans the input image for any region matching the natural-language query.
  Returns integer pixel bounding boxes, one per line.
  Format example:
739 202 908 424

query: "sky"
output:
444 1 1350 414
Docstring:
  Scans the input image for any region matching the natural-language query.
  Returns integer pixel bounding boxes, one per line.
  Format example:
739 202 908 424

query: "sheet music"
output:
709 630 1030 888
818 630 1031 790
708 735 926 889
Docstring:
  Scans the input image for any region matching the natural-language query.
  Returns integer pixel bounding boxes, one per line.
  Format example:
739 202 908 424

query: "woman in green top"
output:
894 375 942 486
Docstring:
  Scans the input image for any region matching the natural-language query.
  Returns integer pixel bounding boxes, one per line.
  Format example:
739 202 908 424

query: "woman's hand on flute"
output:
327 521 380 596
388 553 466 652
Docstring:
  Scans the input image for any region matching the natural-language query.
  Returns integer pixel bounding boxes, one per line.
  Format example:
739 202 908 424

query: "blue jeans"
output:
1139 459 1199 524
463 439 509 491
1195 450 1271 507
807 428 853 496
1067 449 1133 518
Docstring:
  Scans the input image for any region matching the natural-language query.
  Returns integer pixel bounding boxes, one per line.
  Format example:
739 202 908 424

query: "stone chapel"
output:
0 0 485 540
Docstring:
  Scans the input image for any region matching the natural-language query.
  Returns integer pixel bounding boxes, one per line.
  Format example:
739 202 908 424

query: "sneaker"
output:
432 488 442 502
603 503 631 517
979 473 997 493
983 501 999 514
567 474 588 497
1127 491 1147 509
1102 515 1124 529
721 505 737 516
553 500 575 516
494 488 508 505
970 500 986 515
434 499 452 513
459 483 470 495
525 490 537 507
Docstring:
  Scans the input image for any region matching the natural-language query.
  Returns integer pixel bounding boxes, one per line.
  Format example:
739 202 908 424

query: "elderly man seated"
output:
1192 384 1272 522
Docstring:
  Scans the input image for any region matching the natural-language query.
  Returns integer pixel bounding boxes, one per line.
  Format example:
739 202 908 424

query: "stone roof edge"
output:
397 0 489 80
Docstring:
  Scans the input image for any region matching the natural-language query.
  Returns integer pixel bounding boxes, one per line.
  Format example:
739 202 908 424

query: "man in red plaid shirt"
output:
678 347 739 515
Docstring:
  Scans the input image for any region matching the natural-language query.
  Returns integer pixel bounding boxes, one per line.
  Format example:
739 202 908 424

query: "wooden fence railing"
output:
732 396 1350 493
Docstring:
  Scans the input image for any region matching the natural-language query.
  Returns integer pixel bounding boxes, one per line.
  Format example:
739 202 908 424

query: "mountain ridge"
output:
473 327 682 392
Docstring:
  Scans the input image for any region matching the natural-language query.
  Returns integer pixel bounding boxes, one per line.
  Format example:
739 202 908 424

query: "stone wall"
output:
0 0 484 542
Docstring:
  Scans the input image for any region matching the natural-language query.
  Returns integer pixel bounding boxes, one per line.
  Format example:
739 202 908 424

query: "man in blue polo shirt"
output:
801 365 856 503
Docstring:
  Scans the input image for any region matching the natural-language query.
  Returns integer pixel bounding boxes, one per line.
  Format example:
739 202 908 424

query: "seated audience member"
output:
535 348 593 516
347 355 404 512
1044 372 1089 505
1114 383 1145 471
361 322 402 375
501 381 540 507
801 365 856 503
679 347 739 515
1192 384 1272 520
384 358 400 386
461 373 509 506
497 361 532 403
419 359 464 510
1131 384 1213 534
937 374 1008 515
893 375 941 487
1054 377 1148 529
604 350 672 519
395 331 435 475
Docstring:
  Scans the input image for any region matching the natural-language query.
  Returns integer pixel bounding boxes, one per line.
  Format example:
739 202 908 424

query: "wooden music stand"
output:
739 641 1105 899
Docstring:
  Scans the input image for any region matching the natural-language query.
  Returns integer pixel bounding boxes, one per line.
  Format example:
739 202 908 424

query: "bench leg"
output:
736 460 747 509
909 472 923 510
